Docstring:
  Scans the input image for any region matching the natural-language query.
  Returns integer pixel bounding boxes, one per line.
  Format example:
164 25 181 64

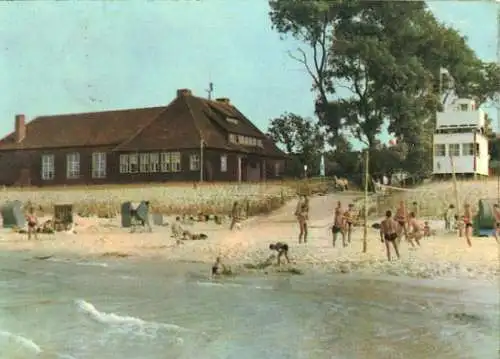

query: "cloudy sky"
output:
0 0 497 147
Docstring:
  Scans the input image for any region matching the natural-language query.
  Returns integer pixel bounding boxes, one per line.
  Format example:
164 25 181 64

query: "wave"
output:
0 329 77 359
0 330 42 354
75 299 192 333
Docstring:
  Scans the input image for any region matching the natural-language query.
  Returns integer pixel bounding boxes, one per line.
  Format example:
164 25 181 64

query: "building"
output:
432 98 489 177
0 89 286 186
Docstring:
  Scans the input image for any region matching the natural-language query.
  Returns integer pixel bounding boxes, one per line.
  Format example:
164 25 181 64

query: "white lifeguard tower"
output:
432 98 489 177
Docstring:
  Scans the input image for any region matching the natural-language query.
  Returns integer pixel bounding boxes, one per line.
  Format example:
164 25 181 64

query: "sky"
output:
0 0 498 149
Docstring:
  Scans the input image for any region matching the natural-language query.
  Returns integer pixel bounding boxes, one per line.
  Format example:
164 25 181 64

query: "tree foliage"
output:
269 0 498 178
267 112 325 175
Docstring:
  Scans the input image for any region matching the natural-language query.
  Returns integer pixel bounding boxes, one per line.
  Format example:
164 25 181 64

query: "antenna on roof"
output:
206 82 214 100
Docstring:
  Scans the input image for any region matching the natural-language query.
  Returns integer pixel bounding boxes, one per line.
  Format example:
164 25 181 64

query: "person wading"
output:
380 210 400 261
295 195 309 244
332 201 346 247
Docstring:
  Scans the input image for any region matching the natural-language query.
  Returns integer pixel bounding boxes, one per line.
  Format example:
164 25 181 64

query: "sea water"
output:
0 251 498 359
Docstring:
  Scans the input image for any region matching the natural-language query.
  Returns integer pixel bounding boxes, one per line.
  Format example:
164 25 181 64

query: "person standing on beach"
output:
380 210 400 261
343 203 355 245
26 207 38 240
229 201 240 230
462 203 473 247
295 195 309 244
394 201 408 244
332 201 346 247
445 204 456 232
406 212 422 247
493 204 500 243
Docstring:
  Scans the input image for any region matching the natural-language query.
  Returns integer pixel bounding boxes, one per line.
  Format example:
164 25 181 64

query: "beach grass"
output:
374 178 498 218
0 178 336 218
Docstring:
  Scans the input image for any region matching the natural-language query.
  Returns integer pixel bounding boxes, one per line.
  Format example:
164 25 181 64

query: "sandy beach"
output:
0 193 498 280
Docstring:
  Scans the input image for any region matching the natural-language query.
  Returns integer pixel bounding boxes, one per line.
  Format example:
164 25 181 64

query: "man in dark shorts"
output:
269 242 290 266
380 210 400 261
332 201 346 247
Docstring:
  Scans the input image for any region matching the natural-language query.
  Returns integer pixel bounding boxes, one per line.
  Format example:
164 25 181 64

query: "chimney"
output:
216 97 230 105
15 114 26 143
176 88 192 98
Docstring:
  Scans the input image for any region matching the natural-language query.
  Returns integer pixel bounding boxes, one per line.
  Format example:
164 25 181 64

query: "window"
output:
150 153 159 172
160 152 171 172
129 153 138 173
171 152 181 172
459 104 468 111
257 139 263 147
41 154 55 180
66 152 80 179
274 162 281 177
448 144 460 157
434 144 446 157
220 154 227 172
92 152 106 178
462 143 474 156
160 152 181 172
190 154 200 171
227 117 239 125
475 143 480 156
139 153 150 173
229 134 237 143
119 154 130 173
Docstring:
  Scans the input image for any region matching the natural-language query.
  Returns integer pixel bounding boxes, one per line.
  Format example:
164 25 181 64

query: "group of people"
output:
209 195 500 276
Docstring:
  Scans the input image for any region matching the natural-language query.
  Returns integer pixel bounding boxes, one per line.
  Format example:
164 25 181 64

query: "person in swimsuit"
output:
343 203 355 245
463 203 473 247
406 212 422 247
269 242 290 266
229 201 240 230
295 195 309 244
26 207 38 240
211 257 227 277
332 201 346 247
444 204 455 231
493 204 500 243
394 201 408 244
423 221 431 239
380 210 400 261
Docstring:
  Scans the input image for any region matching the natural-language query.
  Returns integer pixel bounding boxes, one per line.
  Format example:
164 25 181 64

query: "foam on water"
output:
47 258 109 267
75 299 193 334
0 330 42 354
196 280 273 290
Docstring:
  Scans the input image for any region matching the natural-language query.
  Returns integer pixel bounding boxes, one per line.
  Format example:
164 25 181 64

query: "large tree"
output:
267 112 325 176
269 0 498 177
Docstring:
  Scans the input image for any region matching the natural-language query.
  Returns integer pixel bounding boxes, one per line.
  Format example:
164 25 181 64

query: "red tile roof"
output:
0 92 286 158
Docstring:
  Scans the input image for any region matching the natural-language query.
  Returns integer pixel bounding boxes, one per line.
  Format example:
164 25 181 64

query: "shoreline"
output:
1 232 497 283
